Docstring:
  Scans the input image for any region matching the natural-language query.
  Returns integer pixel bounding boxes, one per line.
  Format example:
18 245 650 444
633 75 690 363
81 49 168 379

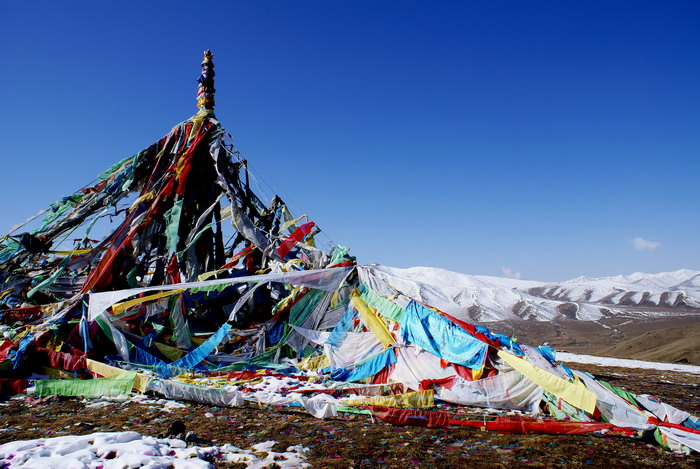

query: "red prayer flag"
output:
277 222 315 258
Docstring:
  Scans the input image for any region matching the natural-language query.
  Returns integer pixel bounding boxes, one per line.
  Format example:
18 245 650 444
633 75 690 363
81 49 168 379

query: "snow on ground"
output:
558 352 700 375
83 395 188 411
0 431 310 468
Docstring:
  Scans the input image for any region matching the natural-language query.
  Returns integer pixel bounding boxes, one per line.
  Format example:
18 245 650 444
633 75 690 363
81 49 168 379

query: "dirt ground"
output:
486 316 700 365
0 362 698 468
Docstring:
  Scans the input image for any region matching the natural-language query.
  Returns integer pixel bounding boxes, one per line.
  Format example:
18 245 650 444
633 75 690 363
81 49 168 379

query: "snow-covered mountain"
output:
368 265 700 323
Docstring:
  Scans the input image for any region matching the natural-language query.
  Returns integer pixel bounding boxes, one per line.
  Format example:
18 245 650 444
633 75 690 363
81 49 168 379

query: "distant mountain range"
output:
369 266 700 323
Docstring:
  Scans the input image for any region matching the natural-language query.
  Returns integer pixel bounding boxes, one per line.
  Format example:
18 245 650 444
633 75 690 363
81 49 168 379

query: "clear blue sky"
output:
1 1 698 281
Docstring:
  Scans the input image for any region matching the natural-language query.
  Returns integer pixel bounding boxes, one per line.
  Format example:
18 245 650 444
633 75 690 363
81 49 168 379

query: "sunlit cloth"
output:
402 300 487 370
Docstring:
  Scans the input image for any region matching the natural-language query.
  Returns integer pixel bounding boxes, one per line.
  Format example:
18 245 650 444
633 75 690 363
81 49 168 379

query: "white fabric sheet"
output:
248 377 339 418
522 345 569 379
89 267 352 320
324 332 384 369
390 346 457 390
659 426 700 453
148 379 244 407
635 394 692 425
437 370 543 413
285 292 333 352
572 370 654 430
289 325 331 346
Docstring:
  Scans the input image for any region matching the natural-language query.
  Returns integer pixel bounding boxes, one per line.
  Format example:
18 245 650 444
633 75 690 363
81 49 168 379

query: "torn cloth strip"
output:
132 345 167 367
156 323 232 378
164 200 183 252
199 245 254 280
27 266 66 298
402 300 487 370
223 245 255 268
110 290 185 317
169 294 192 350
277 222 315 258
285 291 334 353
228 202 271 252
227 282 267 322
288 325 330 346
287 288 325 326
94 315 130 361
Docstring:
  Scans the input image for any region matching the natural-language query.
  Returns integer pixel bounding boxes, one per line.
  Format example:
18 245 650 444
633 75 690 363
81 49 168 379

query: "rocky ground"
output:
0 362 697 468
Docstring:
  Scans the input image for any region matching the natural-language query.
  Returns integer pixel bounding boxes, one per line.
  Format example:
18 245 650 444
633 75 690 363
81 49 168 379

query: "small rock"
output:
167 419 186 437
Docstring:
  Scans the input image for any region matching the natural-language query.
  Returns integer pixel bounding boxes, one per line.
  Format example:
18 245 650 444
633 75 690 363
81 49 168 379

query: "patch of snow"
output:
0 432 310 468
557 352 700 375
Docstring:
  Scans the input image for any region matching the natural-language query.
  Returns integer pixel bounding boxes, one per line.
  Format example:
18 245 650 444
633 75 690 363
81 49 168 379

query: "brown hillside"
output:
599 322 700 365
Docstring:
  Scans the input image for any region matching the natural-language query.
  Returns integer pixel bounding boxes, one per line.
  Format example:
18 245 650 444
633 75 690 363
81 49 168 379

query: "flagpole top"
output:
196 50 216 114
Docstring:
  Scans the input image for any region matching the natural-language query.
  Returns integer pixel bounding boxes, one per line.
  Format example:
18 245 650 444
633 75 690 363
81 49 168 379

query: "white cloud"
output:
501 267 521 280
631 237 661 251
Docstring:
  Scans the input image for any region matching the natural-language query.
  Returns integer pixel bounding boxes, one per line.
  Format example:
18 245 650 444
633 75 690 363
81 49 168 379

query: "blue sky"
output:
1 1 698 281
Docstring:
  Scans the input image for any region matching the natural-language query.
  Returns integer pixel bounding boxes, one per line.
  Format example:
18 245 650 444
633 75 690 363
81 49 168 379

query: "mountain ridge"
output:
370 265 700 323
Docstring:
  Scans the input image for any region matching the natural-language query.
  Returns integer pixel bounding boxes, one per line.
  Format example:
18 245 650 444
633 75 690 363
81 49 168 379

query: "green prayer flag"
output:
359 284 404 323
165 200 183 252
35 372 135 398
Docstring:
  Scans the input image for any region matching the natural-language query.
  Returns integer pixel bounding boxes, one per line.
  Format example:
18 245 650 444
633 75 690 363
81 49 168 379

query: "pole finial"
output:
196 50 215 114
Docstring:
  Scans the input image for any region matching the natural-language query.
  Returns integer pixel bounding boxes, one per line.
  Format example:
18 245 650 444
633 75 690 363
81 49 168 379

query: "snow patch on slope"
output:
558 352 700 375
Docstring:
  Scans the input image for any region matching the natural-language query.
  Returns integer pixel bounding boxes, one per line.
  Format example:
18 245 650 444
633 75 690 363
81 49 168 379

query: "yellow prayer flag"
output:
85 358 151 393
498 350 597 414
344 390 434 409
111 289 185 316
350 290 395 348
